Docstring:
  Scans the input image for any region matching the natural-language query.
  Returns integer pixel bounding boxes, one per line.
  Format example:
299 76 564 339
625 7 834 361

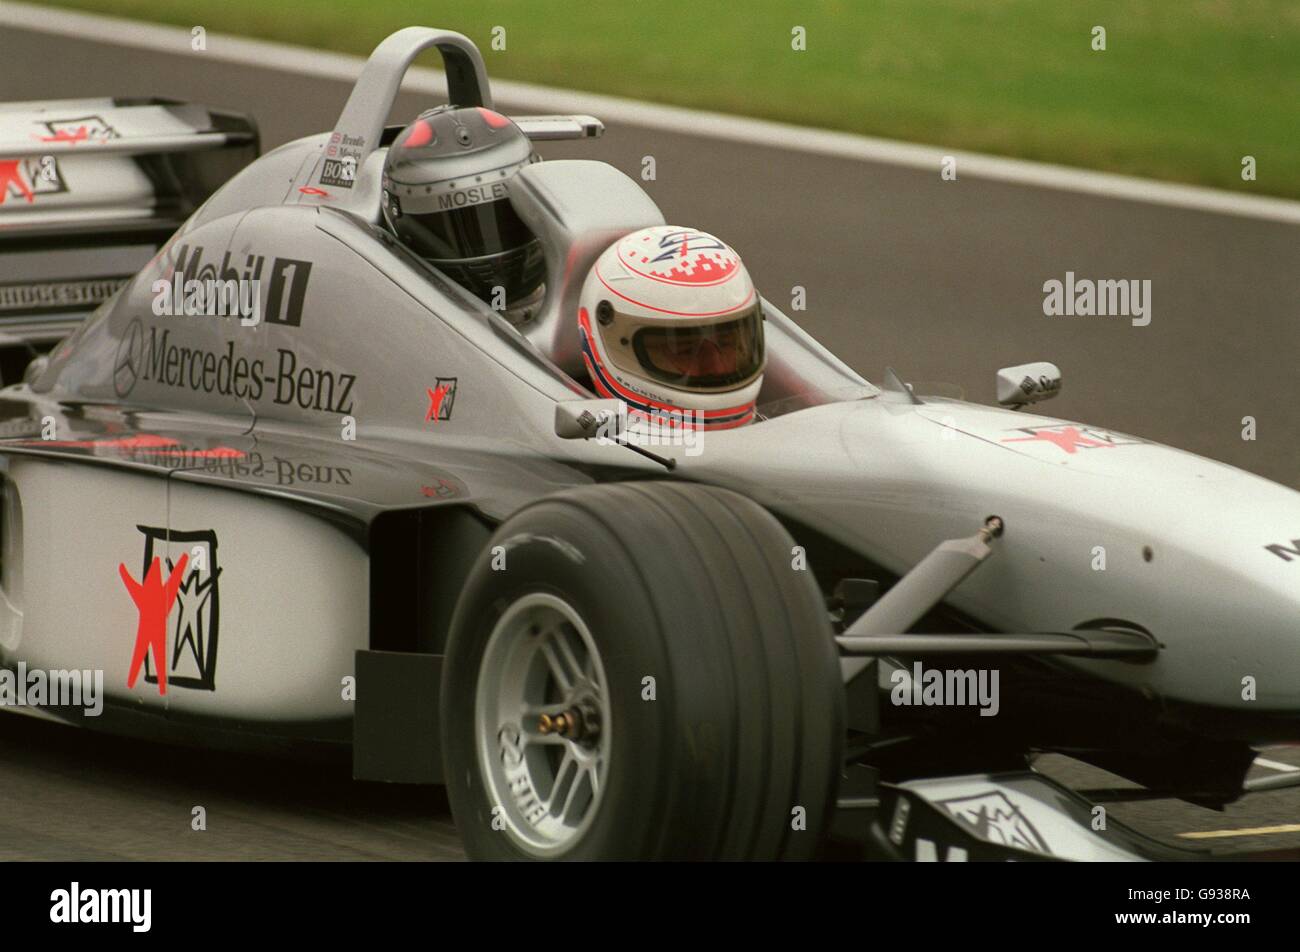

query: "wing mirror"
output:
22 355 50 386
996 362 1062 408
554 399 624 440
554 398 677 470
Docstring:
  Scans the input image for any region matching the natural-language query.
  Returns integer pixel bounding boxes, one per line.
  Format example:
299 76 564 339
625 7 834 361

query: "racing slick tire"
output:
440 481 844 860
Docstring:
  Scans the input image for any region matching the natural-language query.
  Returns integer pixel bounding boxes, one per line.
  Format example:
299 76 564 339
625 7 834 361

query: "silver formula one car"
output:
0 27 1297 862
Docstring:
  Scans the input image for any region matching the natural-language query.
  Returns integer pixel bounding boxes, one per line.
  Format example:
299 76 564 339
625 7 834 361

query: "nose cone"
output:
707 397 1300 731
912 403 1300 723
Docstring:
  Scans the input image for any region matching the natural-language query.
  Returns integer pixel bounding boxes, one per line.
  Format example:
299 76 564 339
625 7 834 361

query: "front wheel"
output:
441 481 844 860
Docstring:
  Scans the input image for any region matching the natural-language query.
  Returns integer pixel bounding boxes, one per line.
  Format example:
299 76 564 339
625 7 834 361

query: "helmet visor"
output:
393 195 535 265
391 195 545 304
630 304 764 390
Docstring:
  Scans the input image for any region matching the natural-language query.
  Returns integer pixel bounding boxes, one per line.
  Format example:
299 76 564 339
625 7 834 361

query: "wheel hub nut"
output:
538 710 579 737
537 702 601 743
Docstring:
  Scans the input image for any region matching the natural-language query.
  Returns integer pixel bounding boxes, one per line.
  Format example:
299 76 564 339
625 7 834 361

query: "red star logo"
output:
37 126 90 145
425 383 452 422
0 160 34 205
1001 426 1116 455
119 553 189 696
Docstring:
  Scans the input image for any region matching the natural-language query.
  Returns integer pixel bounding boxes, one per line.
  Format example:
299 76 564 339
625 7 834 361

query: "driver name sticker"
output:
436 181 508 212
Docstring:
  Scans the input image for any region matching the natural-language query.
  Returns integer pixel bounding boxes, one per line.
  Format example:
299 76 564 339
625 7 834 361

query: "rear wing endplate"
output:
0 98 257 352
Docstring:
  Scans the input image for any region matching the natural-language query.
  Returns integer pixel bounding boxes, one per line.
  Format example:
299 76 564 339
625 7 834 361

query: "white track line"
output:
1254 757 1300 773
1179 823 1300 840
3 0 1299 225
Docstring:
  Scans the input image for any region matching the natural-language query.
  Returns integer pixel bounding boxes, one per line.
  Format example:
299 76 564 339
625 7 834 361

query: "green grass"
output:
39 0 1300 198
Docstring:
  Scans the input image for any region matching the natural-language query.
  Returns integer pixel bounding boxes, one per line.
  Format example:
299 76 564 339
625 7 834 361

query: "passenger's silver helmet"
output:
381 105 545 306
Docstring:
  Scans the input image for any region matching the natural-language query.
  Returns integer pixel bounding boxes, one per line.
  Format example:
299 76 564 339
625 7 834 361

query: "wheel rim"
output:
474 592 611 856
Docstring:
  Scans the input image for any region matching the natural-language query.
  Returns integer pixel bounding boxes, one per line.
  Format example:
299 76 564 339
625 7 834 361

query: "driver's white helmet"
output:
577 226 764 429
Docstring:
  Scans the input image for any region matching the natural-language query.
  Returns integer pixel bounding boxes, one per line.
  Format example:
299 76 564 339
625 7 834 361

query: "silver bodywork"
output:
0 27 1296 858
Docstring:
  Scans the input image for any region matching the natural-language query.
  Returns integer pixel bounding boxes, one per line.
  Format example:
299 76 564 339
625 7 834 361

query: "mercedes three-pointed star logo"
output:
113 318 144 397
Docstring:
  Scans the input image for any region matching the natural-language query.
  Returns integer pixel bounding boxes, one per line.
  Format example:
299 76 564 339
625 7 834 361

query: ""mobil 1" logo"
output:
265 257 313 327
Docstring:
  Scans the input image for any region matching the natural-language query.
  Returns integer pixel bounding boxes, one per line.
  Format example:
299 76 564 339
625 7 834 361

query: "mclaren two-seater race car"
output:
0 27 1297 862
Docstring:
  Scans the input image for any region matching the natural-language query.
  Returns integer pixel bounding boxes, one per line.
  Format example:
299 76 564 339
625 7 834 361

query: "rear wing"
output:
0 97 257 354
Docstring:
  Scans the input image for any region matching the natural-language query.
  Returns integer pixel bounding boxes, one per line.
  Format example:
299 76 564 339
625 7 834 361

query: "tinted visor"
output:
631 305 764 389
396 195 534 262
393 197 544 303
